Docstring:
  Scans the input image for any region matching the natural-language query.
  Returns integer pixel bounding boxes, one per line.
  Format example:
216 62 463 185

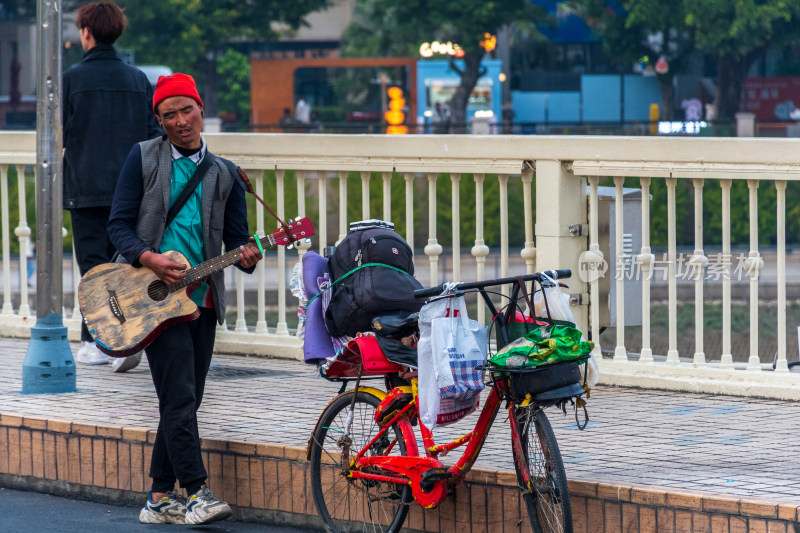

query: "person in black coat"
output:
62 1 161 370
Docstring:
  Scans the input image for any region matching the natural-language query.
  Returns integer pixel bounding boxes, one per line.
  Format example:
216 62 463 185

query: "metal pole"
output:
22 0 75 393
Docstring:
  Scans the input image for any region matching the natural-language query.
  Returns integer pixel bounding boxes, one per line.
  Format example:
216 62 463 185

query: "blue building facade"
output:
511 74 660 124
510 0 660 125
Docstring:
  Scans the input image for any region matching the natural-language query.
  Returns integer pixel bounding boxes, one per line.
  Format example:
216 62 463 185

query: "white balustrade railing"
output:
3 131 800 398
0 132 36 338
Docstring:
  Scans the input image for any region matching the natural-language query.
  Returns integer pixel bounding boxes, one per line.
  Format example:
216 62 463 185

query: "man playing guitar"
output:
107 73 261 526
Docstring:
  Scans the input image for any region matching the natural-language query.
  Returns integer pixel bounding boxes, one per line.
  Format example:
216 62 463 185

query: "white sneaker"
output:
185 485 232 525
75 341 110 365
112 352 142 373
139 490 188 524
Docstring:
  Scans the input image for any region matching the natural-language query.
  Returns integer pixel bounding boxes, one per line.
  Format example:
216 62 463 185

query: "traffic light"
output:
385 87 408 135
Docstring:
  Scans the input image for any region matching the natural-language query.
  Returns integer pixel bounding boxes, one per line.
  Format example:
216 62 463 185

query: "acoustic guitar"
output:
77 217 314 356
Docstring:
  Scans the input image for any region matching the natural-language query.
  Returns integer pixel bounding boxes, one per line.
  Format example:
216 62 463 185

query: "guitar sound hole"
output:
148 280 169 302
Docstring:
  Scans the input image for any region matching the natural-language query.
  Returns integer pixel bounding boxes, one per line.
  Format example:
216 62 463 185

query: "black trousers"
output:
145 308 217 494
70 207 116 342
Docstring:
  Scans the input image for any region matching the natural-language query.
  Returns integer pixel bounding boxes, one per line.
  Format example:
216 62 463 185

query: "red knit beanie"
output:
152 73 203 113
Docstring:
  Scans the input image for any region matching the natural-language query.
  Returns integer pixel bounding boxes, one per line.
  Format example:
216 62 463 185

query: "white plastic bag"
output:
418 286 486 428
289 261 306 340
533 273 600 387
584 352 600 388
533 273 576 324
431 312 487 399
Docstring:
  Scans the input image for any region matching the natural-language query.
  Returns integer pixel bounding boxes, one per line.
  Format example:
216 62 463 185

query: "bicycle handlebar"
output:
413 269 571 299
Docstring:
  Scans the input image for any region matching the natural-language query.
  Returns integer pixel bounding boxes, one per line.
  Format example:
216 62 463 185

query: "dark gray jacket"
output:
62 44 162 209
107 136 253 325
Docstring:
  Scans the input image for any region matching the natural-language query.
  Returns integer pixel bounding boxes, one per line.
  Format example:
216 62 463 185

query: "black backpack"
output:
325 226 423 337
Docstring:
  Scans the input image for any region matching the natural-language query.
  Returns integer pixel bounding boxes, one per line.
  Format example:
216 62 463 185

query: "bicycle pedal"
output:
419 467 452 492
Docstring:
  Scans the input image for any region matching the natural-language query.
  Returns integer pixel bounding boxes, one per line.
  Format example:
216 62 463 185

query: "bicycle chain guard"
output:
355 456 449 508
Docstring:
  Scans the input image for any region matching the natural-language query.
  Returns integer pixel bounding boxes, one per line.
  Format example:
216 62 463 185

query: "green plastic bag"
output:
488 322 594 368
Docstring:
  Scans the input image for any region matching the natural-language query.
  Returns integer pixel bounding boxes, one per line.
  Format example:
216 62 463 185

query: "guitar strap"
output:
164 153 216 229
221 160 297 243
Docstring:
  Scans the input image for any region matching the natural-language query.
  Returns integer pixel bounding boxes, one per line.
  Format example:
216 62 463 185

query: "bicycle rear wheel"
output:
309 389 412 533
512 407 572 533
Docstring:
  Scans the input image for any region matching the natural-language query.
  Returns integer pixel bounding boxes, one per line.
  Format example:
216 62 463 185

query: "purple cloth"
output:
303 251 326 295
302 251 335 364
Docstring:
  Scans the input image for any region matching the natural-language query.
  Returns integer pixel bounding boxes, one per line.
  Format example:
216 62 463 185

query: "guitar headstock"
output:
272 217 316 245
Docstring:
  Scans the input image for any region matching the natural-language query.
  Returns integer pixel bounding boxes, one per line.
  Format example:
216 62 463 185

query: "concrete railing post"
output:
534 160 588 333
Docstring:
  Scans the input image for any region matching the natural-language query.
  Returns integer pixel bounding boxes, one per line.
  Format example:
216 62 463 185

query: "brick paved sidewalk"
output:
1 336 798 503
2 336 800 531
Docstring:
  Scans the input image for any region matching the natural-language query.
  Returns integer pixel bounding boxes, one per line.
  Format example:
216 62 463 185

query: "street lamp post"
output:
22 0 76 394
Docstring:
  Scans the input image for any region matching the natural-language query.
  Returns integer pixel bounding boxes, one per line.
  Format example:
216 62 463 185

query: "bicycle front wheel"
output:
512 407 572 533
309 389 412 533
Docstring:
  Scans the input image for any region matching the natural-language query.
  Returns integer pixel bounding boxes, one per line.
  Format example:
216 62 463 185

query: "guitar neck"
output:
170 233 275 291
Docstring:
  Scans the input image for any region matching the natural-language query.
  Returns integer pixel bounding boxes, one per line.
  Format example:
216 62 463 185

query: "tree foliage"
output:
341 0 550 131
683 0 800 120
573 0 694 120
575 0 800 121
216 48 250 124
340 1 420 59
116 0 329 116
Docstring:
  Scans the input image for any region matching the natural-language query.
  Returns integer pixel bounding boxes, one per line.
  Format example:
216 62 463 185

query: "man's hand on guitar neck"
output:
239 236 263 269
139 250 188 285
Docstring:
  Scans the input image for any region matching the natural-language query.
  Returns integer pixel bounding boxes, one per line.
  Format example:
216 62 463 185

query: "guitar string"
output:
167 233 278 292
93 223 304 330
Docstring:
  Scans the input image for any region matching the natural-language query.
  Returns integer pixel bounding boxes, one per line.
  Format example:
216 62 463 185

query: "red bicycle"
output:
307 269 588 533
